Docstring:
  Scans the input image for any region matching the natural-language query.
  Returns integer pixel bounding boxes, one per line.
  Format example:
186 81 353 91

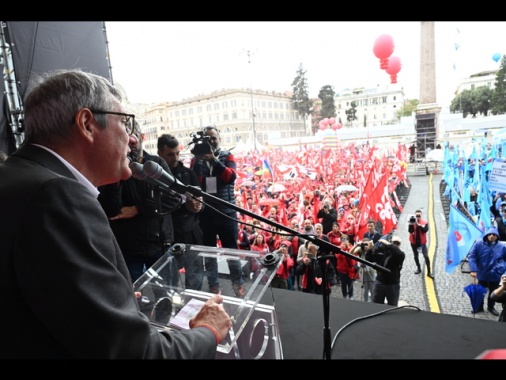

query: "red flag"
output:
356 171 398 239
277 197 289 226
313 192 321 223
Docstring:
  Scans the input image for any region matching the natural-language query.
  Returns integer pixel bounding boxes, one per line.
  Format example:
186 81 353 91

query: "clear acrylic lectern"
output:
133 243 284 359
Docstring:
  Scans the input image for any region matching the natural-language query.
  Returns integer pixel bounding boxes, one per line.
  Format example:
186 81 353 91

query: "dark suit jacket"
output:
0 144 217 359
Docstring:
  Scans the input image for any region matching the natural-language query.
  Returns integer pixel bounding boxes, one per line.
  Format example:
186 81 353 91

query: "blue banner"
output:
446 204 483 274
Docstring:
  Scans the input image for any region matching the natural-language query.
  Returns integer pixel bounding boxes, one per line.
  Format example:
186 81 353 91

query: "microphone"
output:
142 160 203 199
129 161 181 198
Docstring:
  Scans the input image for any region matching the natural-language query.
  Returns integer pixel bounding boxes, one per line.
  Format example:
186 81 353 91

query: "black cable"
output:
330 304 422 355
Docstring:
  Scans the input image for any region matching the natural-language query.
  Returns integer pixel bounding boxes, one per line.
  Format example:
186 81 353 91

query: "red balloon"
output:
331 124 338 131
385 56 402 83
373 34 394 69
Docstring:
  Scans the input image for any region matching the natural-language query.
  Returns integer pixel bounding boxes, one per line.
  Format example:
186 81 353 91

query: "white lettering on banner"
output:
488 161 506 193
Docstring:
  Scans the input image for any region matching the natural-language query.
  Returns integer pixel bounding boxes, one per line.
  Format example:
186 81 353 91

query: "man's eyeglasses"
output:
89 109 136 135
415 214 421 218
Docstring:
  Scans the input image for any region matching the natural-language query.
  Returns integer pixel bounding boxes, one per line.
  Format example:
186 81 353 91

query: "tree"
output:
291 63 312 123
491 54 506 115
476 86 493 116
345 101 358 124
396 99 419 119
450 87 492 118
318 85 336 119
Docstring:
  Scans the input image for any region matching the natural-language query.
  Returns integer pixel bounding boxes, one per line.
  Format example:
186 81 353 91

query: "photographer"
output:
296 242 337 294
190 126 245 297
317 200 338 234
365 236 405 306
359 238 376 302
490 272 506 321
408 209 434 278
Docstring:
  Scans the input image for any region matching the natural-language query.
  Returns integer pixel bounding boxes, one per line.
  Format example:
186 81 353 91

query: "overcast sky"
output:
104 21 506 108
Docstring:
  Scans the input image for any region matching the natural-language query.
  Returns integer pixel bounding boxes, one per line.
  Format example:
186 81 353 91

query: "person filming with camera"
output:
316 200 338 234
408 209 434 279
365 236 405 306
490 272 506 321
190 126 246 297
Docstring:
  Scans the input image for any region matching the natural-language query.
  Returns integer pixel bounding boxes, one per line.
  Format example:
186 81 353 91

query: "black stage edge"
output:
262 288 506 360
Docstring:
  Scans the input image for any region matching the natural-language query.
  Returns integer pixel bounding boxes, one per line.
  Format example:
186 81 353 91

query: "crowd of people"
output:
5 68 506 360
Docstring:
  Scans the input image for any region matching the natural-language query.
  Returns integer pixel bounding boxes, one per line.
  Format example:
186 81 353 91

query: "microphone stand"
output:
133 160 390 360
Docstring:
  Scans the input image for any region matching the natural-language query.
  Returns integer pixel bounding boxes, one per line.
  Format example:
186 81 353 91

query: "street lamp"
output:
246 49 257 152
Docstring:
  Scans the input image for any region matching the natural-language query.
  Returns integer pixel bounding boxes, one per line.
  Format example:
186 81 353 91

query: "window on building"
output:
223 113 229 121
206 105 212 112
222 101 228 109
214 103 219 110
197 106 202 113
175 110 180 117
382 96 387 103
363 99 369 106
189 108 193 115
182 109 186 116
232 112 237 119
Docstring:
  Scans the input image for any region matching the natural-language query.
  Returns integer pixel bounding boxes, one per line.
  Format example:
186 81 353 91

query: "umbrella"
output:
336 184 358 193
258 198 279 206
267 183 286 193
422 149 445 163
463 281 487 315
240 180 255 187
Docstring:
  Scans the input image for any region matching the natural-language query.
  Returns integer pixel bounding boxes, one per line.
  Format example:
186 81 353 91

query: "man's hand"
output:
109 205 139 220
189 294 232 344
185 197 203 213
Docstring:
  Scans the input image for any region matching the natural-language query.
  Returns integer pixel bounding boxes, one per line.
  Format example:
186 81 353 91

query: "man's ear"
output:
74 108 95 143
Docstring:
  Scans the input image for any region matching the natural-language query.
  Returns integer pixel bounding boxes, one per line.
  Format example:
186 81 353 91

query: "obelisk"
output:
415 21 441 157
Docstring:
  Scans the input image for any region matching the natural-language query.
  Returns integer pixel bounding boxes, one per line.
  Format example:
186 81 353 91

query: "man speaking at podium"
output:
0 69 231 359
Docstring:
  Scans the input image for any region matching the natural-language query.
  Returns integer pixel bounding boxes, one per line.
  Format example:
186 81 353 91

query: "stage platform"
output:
263 288 506 360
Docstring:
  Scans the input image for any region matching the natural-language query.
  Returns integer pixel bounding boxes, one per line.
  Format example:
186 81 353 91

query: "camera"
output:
190 130 213 156
409 215 416 224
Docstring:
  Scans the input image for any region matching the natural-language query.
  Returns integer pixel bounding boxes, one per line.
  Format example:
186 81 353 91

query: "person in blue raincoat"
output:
468 227 506 316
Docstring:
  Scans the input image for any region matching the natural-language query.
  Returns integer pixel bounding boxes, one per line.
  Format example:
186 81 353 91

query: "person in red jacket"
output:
408 209 433 278
270 241 294 289
336 244 360 300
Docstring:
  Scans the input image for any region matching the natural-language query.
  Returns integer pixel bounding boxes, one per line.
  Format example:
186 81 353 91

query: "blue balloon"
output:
493 52 501 62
